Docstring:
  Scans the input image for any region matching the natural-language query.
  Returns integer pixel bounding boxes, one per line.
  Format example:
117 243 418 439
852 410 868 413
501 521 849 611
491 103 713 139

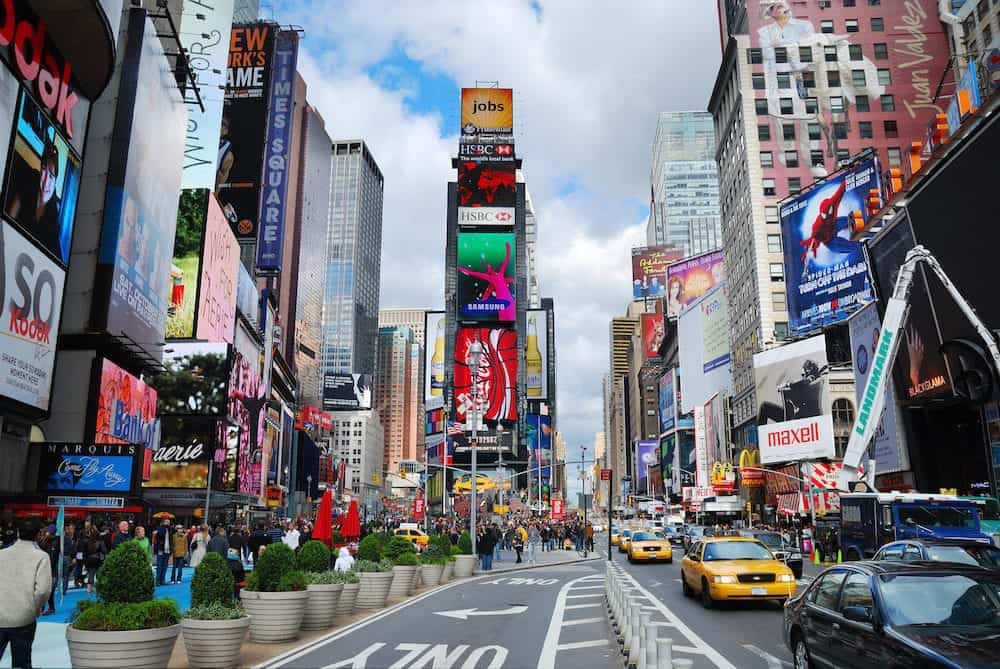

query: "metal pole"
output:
608 461 613 562
205 456 214 524
582 446 587 557
470 370 478 559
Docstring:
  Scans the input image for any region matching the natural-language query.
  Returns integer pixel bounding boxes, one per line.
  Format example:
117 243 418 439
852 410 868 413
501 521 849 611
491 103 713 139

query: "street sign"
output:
600 469 611 481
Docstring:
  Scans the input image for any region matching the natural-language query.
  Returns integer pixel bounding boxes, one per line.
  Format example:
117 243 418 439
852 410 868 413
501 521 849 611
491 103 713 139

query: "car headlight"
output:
790 553 802 560
713 575 737 584
778 574 795 582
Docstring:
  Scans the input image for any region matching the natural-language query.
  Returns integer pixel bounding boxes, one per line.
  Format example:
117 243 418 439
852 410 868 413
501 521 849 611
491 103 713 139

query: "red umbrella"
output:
341 500 361 540
312 489 334 547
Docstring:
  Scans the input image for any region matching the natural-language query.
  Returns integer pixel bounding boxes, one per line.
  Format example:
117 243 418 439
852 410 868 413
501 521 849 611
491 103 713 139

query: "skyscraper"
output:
524 187 541 309
647 111 721 255
321 140 385 380
378 308 430 464
375 325 418 475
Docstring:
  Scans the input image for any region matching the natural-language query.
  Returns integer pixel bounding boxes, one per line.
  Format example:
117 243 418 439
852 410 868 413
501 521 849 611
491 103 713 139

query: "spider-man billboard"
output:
453 327 518 427
456 232 516 322
779 156 879 335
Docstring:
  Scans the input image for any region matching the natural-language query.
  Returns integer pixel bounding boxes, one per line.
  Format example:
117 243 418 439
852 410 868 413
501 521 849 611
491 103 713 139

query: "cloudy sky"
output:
274 0 722 497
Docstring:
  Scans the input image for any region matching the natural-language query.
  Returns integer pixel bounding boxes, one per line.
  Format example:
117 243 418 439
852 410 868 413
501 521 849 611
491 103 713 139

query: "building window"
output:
873 42 888 60
808 122 821 140
747 48 763 64
799 45 813 62
824 45 838 62
858 121 873 139
769 263 784 282
811 150 825 167
760 151 774 168
772 291 787 311
828 70 841 87
983 24 993 48
837 148 851 163
820 20 834 34
868 0 880 5
871 17 884 32
843 0 856 6
832 398 855 425
852 69 867 87
877 68 891 86
784 150 799 167
774 47 788 64
752 73 765 90
755 98 768 115
802 71 816 89
883 119 898 138
758 124 771 141
779 97 793 114
765 205 779 223
767 235 782 253
845 18 859 33
833 122 849 139
788 177 802 194
830 96 845 112
887 147 902 167
777 72 792 89
763 178 776 196
782 123 795 140
805 96 818 113
774 322 789 338
856 95 870 112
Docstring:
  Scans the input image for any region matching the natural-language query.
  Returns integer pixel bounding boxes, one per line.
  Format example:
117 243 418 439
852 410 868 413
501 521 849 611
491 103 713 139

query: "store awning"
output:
777 491 841 516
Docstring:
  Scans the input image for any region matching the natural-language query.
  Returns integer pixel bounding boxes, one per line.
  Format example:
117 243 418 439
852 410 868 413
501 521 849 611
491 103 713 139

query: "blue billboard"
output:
779 156 879 335
37 443 141 495
658 369 675 434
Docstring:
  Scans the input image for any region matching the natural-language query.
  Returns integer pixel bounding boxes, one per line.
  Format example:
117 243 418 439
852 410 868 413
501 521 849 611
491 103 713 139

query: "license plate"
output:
647 548 658 552
751 587 768 596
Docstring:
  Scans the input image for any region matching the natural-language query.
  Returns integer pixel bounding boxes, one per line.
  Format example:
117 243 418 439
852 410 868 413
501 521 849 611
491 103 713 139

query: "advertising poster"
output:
780 157 879 334
145 415 217 488
694 406 708 487
460 87 513 141
94 358 161 454
658 369 675 434
37 442 140 495
0 221 65 411
641 313 664 358
753 334 835 464
636 440 658 491
648 464 665 498
3 90 81 266
424 310 446 401
631 244 684 300
453 327 518 426
457 141 515 164
195 194 239 342
322 373 372 411
660 434 675 492
666 249 725 319
677 284 733 413
525 309 549 399
218 23 275 239
157 342 229 415
425 408 445 435
166 189 207 339
457 232 516 322
526 414 552 466
236 262 259 326
228 347 266 497
256 29 299 271
453 429 515 455
849 303 905 474
101 11 186 362
457 161 515 226
178 0 235 189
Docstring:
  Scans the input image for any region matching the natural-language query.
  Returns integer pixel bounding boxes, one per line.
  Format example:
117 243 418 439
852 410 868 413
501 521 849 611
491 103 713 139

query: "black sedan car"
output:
784 561 1000 669
873 539 1000 570
660 525 686 548
682 525 715 550
739 530 804 579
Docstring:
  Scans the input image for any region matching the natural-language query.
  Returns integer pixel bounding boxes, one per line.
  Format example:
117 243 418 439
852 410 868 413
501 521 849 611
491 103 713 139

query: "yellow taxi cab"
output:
393 523 429 549
680 536 796 609
610 528 622 546
617 528 635 553
626 530 672 564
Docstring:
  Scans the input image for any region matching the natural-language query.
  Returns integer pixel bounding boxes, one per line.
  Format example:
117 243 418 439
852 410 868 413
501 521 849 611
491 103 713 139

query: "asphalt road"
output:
267 560 619 669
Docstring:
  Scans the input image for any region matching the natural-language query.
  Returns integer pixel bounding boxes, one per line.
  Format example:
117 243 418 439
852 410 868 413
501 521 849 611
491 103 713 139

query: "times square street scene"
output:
2 0 1000 668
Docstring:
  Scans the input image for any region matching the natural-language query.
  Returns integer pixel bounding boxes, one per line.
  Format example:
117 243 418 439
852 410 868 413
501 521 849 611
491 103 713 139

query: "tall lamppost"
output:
467 336 484 559
581 445 588 557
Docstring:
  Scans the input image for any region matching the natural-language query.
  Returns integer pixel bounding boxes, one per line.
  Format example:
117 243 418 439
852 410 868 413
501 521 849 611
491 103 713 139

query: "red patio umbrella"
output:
341 499 361 540
312 489 334 547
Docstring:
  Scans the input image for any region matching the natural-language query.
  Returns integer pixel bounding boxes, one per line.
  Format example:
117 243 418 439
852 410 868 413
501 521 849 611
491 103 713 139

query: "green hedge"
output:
252 542 296 592
73 599 180 631
96 541 154 604
382 536 415 562
297 540 331 573
190 552 234 608
278 570 307 592
356 535 381 562
457 531 472 555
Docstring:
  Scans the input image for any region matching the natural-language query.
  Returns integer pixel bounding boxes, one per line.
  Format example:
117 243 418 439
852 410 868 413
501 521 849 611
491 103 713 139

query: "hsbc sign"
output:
458 206 515 227
758 414 835 465
458 143 515 163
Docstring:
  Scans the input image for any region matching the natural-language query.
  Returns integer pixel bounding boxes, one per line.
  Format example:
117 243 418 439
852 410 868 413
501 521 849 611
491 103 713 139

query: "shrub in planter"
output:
297 540 331 573
185 602 244 620
382 536 415 562
190 552 235 608
335 570 360 618
96 541 154 603
278 570 307 592
394 552 418 566
249 542 296 592
240 543 308 642
432 533 453 557
72 599 181 631
422 541 446 562
356 535 382 562
453 532 477 577
183 551 248 669
457 531 473 555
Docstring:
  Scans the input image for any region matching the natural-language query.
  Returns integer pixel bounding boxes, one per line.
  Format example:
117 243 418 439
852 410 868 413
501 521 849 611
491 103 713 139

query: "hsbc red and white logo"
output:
458 207 515 226
458 143 515 161
758 414 835 465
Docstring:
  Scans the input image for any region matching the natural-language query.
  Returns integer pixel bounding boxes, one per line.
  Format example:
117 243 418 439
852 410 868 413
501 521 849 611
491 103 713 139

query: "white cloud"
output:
278 0 722 489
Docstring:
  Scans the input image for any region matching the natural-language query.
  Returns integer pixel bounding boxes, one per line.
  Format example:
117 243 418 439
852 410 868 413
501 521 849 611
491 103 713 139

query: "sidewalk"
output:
475 545 596 573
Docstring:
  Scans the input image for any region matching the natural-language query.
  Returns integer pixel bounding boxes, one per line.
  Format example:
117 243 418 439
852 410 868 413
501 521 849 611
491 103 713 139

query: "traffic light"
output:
399 464 406 478
745 501 752 514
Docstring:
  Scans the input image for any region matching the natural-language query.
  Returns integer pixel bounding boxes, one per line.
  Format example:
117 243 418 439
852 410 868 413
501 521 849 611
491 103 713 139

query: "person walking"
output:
38 525 59 616
170 524 187 584
152 518 172 586
82 525 105 596
228 525 246 563
111 520 131 548
478 528 495 571
190 526 210 568
334 546 355 572
585 523 595 552
61 523 78 596
526 523 540 565
0 520 53 669
134 525 152 564
248 522 269 565
206 526 229 558
511 529 524 564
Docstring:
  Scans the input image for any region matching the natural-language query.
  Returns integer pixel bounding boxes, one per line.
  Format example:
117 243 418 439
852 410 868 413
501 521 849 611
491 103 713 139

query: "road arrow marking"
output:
743 644 792 669
433 605 528 620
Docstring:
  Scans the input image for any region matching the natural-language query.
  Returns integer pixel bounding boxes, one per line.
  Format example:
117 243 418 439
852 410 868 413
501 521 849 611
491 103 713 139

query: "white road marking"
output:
648 581 663 587
434 606 528 620
555 640 609 651
537 575 612 669
743 644 793 669
564 602 601 610
322 642 385 669
570 585 605 590
561 617 605 626
565 593 603 599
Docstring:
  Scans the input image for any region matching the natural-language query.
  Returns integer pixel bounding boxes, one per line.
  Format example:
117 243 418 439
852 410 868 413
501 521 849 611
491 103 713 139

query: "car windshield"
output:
753 533 783 548
623 530 632 537
926 545 1000 569
632 532 662 541
880 573 1000 627
703 541 773 561
900 505 977 529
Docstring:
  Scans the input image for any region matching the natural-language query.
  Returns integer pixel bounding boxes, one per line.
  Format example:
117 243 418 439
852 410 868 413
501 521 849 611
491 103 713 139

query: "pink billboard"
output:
94 358 161 481
195 194 239 342
666 249 726 319
228 348 266 497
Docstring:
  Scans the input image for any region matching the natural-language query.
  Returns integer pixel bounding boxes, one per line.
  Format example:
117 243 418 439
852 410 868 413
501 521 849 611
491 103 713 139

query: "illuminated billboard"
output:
631 244 684 300
460 88 513 140
658 369 675 434
641 313 664 358
94 358 161 454
424 310 446 402
525 309 549 399
157 342 229 415
228 347 266 497
457 161 515 228
453 327 518 426
527 414 552 466
322 373 373 411
780 156 878 335
666 249 726 319
677 283 732 413
457 232 516 322
145 415 218 488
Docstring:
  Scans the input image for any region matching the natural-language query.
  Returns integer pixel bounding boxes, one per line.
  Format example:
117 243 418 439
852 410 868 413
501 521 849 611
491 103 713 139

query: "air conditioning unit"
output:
817 0 831 8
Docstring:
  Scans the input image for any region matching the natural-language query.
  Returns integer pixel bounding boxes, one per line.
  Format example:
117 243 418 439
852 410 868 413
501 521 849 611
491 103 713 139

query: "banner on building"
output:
525 309 549 399
754 335 835 464
457 161 515 228
658 369 675 434
677 283 732 413
457 232 516 322
453 328 518 425
322 373 372 411
457 141 515 163
526 414 552 465
424 310 446 401
666 249 725 319
229 347 266 496
452 430 515 454
159 342 229 415
93 358 161 459
631 244 684 300
145 415 218 488
460 88 513 142
36 442 143 496
636 440 658 491
641 313 664 358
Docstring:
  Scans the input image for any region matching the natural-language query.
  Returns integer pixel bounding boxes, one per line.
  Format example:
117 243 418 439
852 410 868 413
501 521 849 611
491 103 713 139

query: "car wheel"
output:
846 548 862 562
700 578 714 609
627 554 634 563
681 573 693 597
793 636 811 669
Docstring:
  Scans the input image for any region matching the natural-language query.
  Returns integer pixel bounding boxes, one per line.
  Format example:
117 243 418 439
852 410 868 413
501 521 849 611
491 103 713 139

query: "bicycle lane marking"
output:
537 574 609 669
614 565 738 669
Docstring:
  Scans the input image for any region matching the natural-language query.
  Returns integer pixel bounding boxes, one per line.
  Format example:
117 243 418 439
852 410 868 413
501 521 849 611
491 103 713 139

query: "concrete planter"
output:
66 623 180 668
454 554 476 578
240 589 308 642
180 616 249 669
420 563 444 587
301 583 343 630
411 566 422 591
336 582 359 618
389 566 418 600
356 571 393 609
441 561 455 582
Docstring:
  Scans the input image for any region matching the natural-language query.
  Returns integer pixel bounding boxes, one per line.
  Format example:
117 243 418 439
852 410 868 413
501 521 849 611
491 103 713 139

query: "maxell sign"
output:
758 415 835 464
457 206 515 227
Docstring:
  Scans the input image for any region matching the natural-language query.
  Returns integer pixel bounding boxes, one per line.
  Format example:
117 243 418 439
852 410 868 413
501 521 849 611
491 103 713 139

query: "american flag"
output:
447 421 464 436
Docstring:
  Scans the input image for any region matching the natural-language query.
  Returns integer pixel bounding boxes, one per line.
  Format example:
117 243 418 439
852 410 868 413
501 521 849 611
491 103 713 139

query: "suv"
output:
872 538 1000 570
738 530 803 579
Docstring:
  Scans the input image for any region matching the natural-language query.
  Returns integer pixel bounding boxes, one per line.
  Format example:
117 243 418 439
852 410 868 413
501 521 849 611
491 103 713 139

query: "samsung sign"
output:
458 207 515 227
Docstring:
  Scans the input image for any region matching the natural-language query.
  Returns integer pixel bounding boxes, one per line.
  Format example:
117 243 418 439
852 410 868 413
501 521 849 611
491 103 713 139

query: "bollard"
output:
644 624 658 669
656 638 674 669
627 603 643 666
671 660 693 669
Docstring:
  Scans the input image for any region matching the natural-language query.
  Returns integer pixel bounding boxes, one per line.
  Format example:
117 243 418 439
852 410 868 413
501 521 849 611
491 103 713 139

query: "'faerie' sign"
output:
0 0 79 137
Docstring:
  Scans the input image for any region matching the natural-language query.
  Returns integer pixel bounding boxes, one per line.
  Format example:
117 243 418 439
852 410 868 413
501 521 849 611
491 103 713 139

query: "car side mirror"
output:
842 606 872 624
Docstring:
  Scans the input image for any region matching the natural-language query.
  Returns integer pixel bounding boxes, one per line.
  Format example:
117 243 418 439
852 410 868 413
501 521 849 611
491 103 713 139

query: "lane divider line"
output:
561 617 605 627
537 574 611 669
565 593 603 599
555 640 609 651
564 602 602 610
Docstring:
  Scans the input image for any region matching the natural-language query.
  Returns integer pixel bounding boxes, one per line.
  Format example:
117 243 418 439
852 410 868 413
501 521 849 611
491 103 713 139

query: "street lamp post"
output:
467 337 484 560
581 445 588 557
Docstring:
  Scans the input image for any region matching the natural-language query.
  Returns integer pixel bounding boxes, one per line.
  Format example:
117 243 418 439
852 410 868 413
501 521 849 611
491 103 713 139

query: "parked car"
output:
683 525 715 550
739 530 804 579
660 526 686 548
394 524 429 549
784 561 1000 669
680 537 796 609
618 528 634 553
627 531 673 564
872 539 1000 570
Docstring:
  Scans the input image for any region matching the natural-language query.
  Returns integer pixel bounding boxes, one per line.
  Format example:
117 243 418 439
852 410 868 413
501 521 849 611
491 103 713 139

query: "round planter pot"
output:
336 582 360 618
240 590 309 642
67 623 180 668
388 566 418 600
181 616 249 669
301 583 343 630
453 554 476 578
356 571 394 609
441 561 455 582
411 566 422 591
420 563 444 587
